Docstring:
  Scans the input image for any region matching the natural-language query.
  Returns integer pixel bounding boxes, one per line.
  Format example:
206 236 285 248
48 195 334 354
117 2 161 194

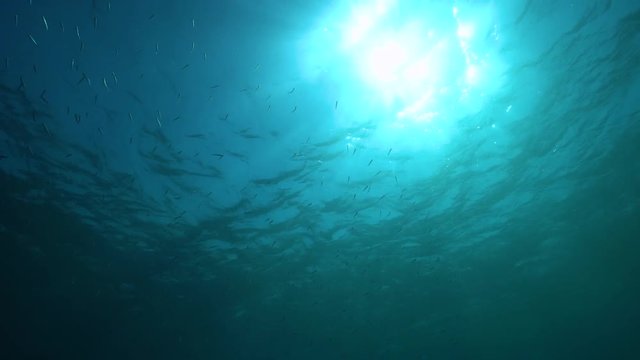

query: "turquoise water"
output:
1 0 639 359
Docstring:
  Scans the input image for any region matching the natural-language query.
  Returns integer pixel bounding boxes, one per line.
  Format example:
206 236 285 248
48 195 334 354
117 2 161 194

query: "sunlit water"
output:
1 0 639 359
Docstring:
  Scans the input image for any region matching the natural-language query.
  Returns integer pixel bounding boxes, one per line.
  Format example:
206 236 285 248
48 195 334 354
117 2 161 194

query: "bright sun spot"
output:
301 0 505 147
364 37 409 85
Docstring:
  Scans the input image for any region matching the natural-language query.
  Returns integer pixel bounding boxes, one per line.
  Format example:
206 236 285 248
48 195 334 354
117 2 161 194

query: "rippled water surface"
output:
1 0 639 359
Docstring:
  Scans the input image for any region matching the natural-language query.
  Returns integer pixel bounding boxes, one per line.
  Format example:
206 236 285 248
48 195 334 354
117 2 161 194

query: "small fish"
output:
347 176 350 184
18 76 25 91
127 91 144 104
368 159 373 166
203 52 207 61
155 42 159 55
387 148 392 156
80 41 84 52
15 14 18 27
42 122 51 136
352 147 357 155
181 64 190 70
103 77 109 90
42 16 48 31
335 100 338 110
108 2 111 11
59 21 65 32
172 116 181 121
149 14 155 20
76 72 88 85
192 19 195 28
39 90 48 103
212 153 224 159
74 113 81 123
98 127 103 135
32 64 37 73
395 175 398 184
191 41 195 52
28 34 38 46
71 58 76 70
128 113 133 122
0 154 7 160
111 71 118 85
156 117 162 128
210 84 220 89
291 106 297 113
93 16 98 30
76 25 80 40
288 87 295 94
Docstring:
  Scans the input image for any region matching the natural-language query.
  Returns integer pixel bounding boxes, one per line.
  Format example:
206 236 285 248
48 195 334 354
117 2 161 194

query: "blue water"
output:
1 0 639 359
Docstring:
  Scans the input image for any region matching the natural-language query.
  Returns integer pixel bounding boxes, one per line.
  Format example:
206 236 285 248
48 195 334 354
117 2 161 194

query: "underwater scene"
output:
1 0 639 359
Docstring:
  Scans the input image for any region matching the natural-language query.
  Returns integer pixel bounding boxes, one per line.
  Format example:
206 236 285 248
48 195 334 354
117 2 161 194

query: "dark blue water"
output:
1 0 639 359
